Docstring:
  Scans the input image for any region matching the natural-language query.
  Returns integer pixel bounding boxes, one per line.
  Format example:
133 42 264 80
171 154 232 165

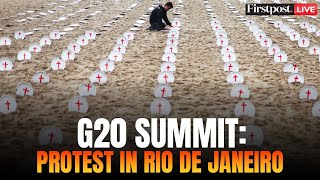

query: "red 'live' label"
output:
294 4 318 15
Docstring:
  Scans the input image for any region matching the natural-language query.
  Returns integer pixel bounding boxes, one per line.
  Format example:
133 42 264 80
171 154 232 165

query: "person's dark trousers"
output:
149 22 166 31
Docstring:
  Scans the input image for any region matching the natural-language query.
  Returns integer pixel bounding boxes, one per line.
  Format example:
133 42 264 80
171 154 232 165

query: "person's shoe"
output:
147 26 154 31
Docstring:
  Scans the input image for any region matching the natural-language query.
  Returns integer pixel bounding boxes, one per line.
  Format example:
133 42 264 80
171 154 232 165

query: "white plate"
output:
33 28 43 31
107 21 117 24
140 16 148 20
99 28 109 31
131 3 138 8
25 32 33 35
59 17 68 21
76 9 86 13
136 20 145 24
64 27 73 31
287 19 296 22
130 28 140 31
70 24 80 27
133 23 143 27
281 16 290 19
17 19 27 22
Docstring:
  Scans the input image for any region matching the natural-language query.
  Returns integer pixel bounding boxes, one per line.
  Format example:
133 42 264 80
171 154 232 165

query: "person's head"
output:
163 2 173 11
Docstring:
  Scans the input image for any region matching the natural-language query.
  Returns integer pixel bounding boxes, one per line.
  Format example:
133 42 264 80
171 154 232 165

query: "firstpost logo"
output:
246 3 318 16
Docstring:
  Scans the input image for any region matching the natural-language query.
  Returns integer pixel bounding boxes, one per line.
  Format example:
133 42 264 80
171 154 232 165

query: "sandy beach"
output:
0 0 319 172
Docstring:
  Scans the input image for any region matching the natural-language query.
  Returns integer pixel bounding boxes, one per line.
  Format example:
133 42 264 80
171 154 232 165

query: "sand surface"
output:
0 0 320 170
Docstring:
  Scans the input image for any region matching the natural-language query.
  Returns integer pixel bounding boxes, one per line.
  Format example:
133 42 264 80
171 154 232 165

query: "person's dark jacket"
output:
149 5 171 26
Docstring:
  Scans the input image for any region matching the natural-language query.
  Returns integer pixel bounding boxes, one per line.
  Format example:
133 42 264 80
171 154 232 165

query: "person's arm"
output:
163 12 171 26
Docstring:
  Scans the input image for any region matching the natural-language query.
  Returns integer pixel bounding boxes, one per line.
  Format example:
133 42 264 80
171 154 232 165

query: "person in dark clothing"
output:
149 2 173 31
